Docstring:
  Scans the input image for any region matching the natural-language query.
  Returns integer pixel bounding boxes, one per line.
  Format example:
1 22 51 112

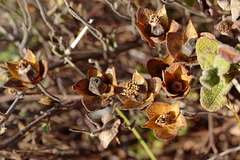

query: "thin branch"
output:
105 0 131 20
63 57 86 78
208 146 240 160
22 0 32 32
37 83 60 103
0 92 24 126
205 113 218 154
35 0 56 33
48 41 142 70
17 0 32 57
63 0 109 59
161 0 208 18
0 106 60 149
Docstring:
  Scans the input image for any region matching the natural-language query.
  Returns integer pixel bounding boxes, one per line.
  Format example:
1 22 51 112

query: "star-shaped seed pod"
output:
142 102 186 141
136 5 179 47
114 70 161 110
3 49 48 91
72 66 117 112
162 63 193 99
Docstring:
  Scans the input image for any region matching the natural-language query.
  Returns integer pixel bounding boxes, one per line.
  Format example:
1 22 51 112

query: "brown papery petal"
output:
122 100 142 110
3 77 29 91
148 77 162 95
73 79 95 96
132 70 148 90
142 115 162 129
168 20 180 33
23 49 40 72
6 62 20 80
105 66 117 86
39 60 48 79
157 5 168 29
136 21 156 47
146 102 170 118
166 32 182 58
183 20 198 45
175 113 187 128
162 70 175 86
147 58 169 77
137 8 155 25
154 127 178 141
82 96 110 112
167 63 190 76
88 66 103 80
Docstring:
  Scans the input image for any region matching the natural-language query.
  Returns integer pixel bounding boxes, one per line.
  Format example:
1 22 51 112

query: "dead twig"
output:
161 0 208 18
208 146 240 160
0 92 24 126
37 83 60 103
0 106 60 149
105 0 131 20
63 0 109 59
17 0 32 57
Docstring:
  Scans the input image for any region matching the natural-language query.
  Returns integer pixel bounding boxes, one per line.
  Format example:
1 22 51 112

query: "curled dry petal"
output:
82 96 111 112
183 20 198 44
147 55 174 78
162 63 193 99
142 102 186 141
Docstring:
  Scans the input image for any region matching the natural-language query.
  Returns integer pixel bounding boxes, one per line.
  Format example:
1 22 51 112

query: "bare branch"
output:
0 92 24 126
63 0 109 59
37 83 60 103
161 0 208 18
0 106 60 149
105 0 131 20
208 146 240 160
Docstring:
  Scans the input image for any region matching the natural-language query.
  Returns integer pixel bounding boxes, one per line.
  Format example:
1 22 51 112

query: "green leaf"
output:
200 68 220 88
196 37 221 56
198 51 215 70
213 55 230 75
200 78 232 111
41 122 50 133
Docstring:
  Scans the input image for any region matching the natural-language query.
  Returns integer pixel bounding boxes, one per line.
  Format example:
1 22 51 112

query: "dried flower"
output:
136 5 179 47
73 66 117 112
114 70 161 110
162 63 193 99
3 49 48 91
142 102 187 141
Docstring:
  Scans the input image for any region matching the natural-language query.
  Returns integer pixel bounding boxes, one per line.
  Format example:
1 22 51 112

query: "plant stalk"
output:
116 107 157 160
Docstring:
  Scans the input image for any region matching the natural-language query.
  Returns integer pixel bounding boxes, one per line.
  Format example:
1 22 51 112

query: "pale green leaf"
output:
213 55 231 75
200 68 220 89
198 52 215 70
196 37 221 56
200 78 232 111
